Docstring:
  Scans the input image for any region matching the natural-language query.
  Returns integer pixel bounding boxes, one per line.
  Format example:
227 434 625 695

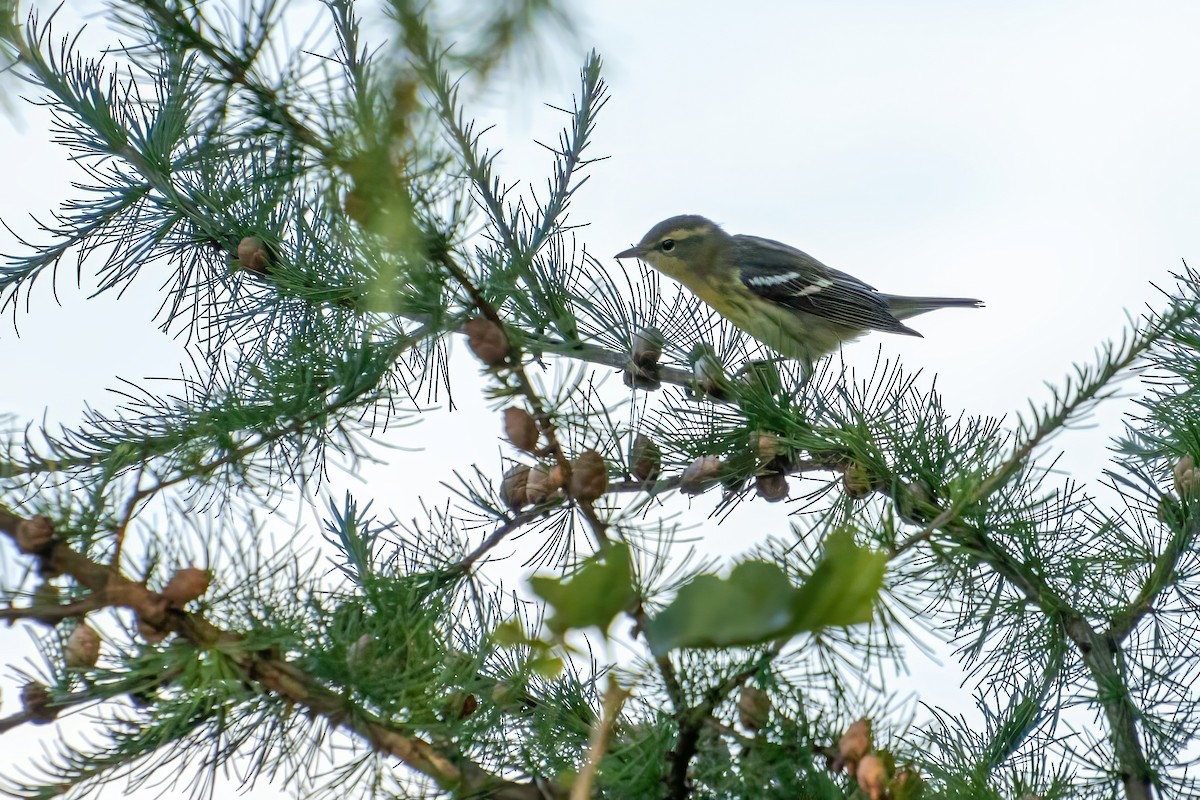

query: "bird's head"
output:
615 215 730 281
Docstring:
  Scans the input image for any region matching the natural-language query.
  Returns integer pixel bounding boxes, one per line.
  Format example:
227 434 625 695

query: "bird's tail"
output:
883 295 984 322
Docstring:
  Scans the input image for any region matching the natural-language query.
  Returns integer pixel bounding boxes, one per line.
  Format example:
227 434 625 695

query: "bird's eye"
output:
661 239 675 252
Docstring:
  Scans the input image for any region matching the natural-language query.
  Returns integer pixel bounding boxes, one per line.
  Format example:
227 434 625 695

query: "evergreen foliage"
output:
0 3 1198 799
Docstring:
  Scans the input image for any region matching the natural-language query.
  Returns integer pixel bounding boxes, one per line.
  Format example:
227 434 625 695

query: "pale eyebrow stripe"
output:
665 228 705 241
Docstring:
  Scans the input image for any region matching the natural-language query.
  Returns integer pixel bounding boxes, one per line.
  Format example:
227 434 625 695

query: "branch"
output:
138 1 324 151
1107 512 1199 644
438 233 690 725
877 308 1198 797
454 507 548 572
0 509 557 799
894 322 1178 558
666 648 781 800
0 594 109 626
0 687 97 734
1 321 436 483
407 21 522 256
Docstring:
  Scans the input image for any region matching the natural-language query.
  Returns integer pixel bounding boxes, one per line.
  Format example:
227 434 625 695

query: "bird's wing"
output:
731 235 917 335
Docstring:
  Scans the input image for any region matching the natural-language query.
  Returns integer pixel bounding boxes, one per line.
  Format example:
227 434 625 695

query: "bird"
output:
615 215 982 365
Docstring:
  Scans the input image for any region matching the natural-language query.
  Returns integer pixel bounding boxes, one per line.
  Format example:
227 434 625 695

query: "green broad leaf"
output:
643 562 796 656
527 654 565 679
529 542 637 638
788 529 888 630
644 530 886 657
492 619 541 649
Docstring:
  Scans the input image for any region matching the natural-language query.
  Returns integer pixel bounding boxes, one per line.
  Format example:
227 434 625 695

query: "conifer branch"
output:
1106 514 1198 645
0 508 558 799
894 303 1195 557
437 242 688 716
6 3 1200 796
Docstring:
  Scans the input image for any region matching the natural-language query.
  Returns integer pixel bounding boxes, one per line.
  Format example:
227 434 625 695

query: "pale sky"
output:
4 1 1200 795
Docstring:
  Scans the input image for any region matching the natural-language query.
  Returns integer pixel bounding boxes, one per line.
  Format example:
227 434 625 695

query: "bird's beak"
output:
615 245 644 260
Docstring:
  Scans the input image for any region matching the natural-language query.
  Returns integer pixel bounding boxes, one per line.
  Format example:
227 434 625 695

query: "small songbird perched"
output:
615 215 982 365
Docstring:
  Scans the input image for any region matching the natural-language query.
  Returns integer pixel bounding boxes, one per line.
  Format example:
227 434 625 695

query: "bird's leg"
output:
736 358 788 396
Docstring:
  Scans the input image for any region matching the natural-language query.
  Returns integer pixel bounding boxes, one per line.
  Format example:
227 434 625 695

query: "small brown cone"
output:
65 624 100 669
491 680 518 707
236 236 272 275
343 187 371 224
504 407 539 453
690 345 726 397
892 766 925 800
464 317 509 367
623 363 662 391
450 692 479 720
842 460 874 499
630 434 662 483
525 467 552 505
751 431 781 464
569 450 609 502
137 616 170 644
501 465 531 510
897 480 936 524
16 516 54 554
346 634 373 667
624 326 665 389
838 718 872 776
737 686 771 732
856 753 887 800
1174 454 1200 499
631 326 663 369
755 473 789 503
21 682 56 724
30 581 62 626
546 463 567 493
680 455 722 495
162 568 209 608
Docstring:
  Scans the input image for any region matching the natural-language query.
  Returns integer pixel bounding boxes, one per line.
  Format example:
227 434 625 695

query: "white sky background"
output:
3 0 1200 796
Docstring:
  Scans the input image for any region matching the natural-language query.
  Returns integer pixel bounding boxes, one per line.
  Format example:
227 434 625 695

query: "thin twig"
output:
0 594 109 625
570 679 629 800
